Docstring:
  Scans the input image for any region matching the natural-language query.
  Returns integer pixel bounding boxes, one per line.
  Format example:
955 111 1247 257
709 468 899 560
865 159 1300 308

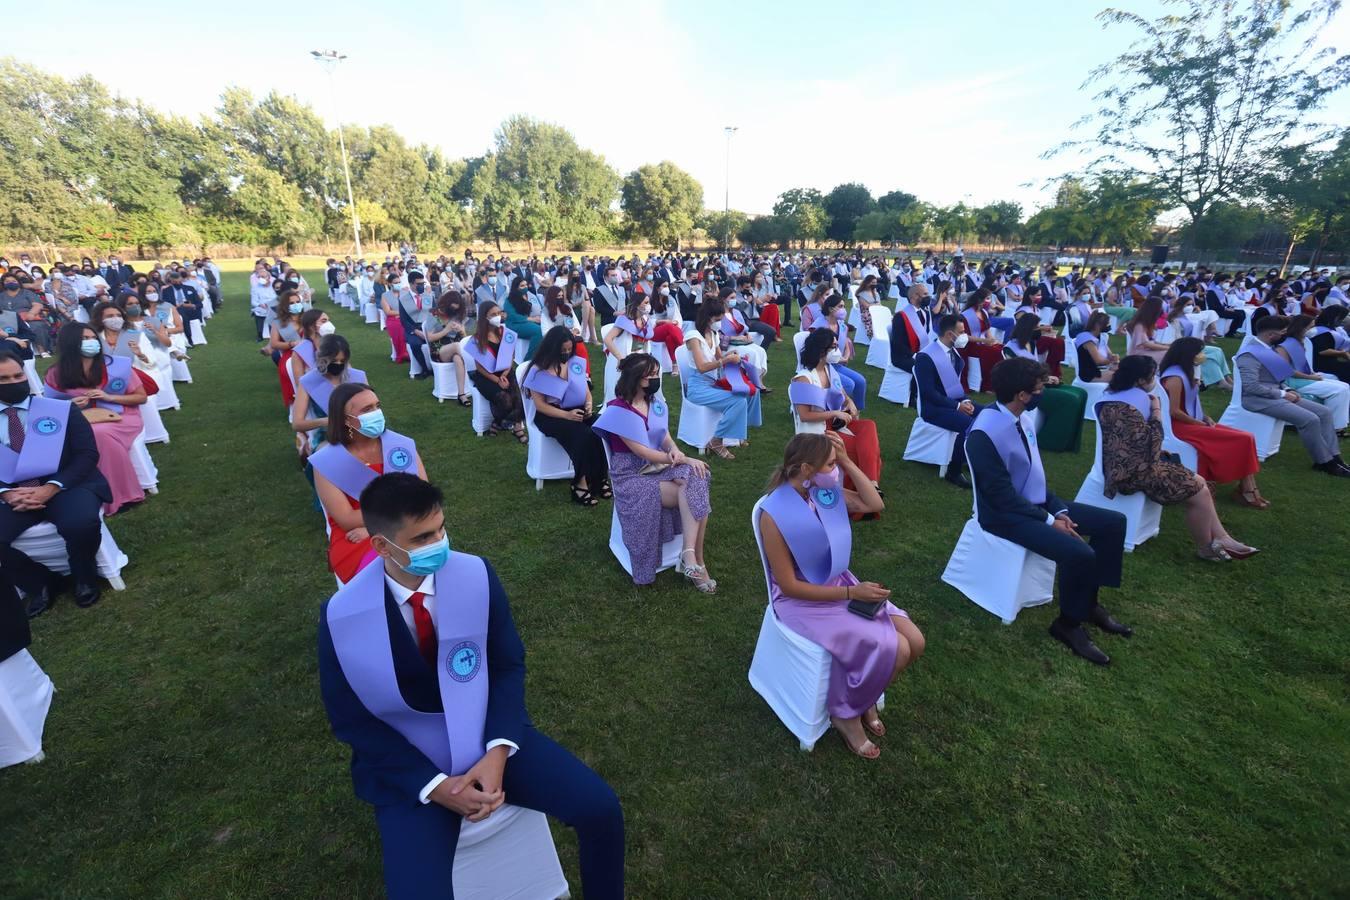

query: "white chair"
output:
940 447 1057 624
363 301 379 325
901 391 958 478
1075 377 1109 421
129 432 159 495
746 496 883 751
601 444 682 576
1156 386 1199 472
1074 418 1163 552
792 330 809 368
864 306 892 370
1217 350 1286 461
964 353 983 393
602 352 620 404
649 339 674 374
878 364 913 406
452 804 569 900
9 517 129 591
139 397 170 444
170 356 192 384
673 345 731 454
847 303 870 346
517 361 575 490
0 647 54 768
188 319 207 345
22 359 42 396
431 361 459 402
408 343 431 379
468 383 493 437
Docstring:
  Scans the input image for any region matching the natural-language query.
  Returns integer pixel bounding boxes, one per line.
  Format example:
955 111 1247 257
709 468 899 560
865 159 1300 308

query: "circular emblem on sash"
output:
388 447 411 470
447 641 482 683
569 360 585 378
2 326 13 336
651 400 666 417
503 331 516 344
813 486 839 510
33 416 61 436
108 378 126 393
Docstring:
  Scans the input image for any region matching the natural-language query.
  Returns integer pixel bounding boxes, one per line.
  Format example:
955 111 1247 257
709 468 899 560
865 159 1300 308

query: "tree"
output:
822 183 875 244
231 160 320 251
741 215 791 249
1054 0 1349 241
620 161 704 250
853 203 933 247
698 210 749 248
876 190 918 212
772 188 829 248
1264 129 1350 269
1025 176 1160 261
972 201 1023 247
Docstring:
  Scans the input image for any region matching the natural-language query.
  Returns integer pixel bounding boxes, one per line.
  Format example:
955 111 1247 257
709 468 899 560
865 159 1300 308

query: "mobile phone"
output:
847 598 884 619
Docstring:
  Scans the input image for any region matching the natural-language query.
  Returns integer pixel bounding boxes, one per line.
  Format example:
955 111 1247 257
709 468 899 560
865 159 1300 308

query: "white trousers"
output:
1295 377 1350 430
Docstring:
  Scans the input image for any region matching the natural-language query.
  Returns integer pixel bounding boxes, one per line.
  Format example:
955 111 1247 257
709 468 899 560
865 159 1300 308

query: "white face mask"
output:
659 286 670 296
489 314 503 327
825 348 843 364
318 320 336 336
954 333 970 349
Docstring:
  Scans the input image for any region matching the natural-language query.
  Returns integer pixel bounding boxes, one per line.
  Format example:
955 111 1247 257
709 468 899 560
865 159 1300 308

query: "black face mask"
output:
643 379 660 399
0 380 30 405
2 284 18 292
324 362 346 376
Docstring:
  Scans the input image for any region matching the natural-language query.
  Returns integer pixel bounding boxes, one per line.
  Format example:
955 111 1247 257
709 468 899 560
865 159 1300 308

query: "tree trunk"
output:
1279 239 1296 279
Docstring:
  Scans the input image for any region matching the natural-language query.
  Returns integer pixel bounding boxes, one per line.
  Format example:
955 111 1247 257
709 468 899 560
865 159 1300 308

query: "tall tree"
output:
772 188 829 248
1055 0 1350 239
823 182 875 244
1264 129 1350 268
620 161 704 250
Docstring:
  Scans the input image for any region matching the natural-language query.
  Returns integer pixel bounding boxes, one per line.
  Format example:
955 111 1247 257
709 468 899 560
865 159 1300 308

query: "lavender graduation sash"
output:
325 553 490 777
310 429 418 501
1279 337 1312 373
961 307 987 337
1097 386 1153 422
1072 300 1092 324
43 356 130 414
896 305 930 351
802 302 823 326
1237 341 1294 382
522 358 589 409
0 396 70 485
613 315 654 342
1073 331 1099 350
971 406 1047 505
788 373 845 411
300 367 368 417
1160 365 1201 419
592 399 668 451
294 338 317 369
1005 339 1037 361
920 341 966 401
720 310 750 339
1312 325 1350 351
463 330 516 374
760 481 851 585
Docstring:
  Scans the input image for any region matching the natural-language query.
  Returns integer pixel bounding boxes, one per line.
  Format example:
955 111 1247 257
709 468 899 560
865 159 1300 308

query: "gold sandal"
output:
706 441 735 460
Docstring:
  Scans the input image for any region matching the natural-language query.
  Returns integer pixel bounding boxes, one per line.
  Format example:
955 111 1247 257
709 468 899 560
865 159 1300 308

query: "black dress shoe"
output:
1314 461 1350 478
1090 604 1133 638
25 585 50 619
1049 619 1111 665
943 471 971 489
74 583 101 609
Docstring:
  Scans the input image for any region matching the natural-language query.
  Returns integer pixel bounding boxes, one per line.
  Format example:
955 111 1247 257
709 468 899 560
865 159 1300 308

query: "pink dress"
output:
1128 325 1168 365
48 375 145 515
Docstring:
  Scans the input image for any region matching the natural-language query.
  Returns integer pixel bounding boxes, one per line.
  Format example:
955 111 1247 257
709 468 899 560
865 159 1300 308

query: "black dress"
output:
1310 332 1350 381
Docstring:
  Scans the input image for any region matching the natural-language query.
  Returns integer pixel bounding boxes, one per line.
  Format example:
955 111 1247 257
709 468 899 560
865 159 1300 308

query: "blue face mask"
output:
288 302 304 314
351 409 386 437
390 534 451 576
80 338 102 357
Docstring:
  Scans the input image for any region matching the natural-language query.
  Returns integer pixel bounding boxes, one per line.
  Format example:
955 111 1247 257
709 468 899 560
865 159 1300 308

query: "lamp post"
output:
311 49 362 257
723 126 738 250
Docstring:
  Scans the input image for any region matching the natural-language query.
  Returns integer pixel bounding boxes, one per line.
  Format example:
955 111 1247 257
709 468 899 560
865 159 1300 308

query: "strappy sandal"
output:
457 394 472 407
676 550 717 593
863 705 886 738
596 480 613 499
570 484 598 507
1234 488 1271 510
831 717 880 760
487 424 503 437
1196 540 1232 562
512 426 528 444
706 440 735 460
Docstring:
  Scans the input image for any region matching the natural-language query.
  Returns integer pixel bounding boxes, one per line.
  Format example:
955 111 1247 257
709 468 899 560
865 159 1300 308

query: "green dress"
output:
504 305 543 361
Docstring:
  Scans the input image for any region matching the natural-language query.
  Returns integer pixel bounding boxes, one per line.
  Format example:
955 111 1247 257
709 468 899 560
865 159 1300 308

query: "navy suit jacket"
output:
0 402 111 502
914 348 964 414
317 559 529 808
966 428 1069 531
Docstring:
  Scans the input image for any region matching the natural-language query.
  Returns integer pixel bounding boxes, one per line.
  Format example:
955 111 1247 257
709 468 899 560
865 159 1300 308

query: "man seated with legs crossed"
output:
318 473 625 899
965 357 1132 665
913 314 984 489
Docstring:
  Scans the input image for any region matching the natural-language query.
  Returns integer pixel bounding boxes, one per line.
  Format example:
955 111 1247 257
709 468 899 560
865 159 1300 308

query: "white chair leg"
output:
108 575 126 591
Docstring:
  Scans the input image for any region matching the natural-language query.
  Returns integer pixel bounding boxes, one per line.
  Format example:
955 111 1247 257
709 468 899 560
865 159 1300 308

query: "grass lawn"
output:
2 264 1347 899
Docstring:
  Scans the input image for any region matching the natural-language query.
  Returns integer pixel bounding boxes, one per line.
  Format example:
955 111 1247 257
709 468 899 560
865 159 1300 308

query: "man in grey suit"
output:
1236 315 1350 477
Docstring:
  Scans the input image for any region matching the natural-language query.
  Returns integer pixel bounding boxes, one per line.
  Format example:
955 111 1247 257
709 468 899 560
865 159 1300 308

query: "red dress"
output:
328 462 382 584
1171 421 1260 483
759 303 781 336
1036 335 1066 378
278 349 296 408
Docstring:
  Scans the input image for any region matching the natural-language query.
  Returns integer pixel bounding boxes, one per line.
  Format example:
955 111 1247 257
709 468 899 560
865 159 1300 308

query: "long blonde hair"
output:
766 434 833 493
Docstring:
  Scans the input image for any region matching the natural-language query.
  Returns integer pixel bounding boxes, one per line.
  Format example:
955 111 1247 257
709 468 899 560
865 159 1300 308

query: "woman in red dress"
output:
957 288 1005 392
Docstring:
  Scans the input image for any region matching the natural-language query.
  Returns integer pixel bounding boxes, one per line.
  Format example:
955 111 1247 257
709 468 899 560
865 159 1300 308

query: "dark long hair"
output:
1107 353 1156 392
1128 296 1163 334
507 276 531 315
327 382 377 447
695 296 726 336
649 278 671 314
525 325 576 381
473 301 501 347
800 326 836 369
543 285 571 320
1010 313 1041 348
1160 336 1204 383
615 352 658 402
55 322 104 389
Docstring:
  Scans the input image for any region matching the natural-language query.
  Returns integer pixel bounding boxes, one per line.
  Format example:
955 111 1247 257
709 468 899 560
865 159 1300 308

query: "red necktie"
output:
4 408 40 487
406 591 437 669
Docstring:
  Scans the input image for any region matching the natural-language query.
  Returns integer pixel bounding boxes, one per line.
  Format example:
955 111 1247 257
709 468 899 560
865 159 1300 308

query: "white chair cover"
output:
453 804 568 900
188 319 207 345
1073 418 1163 551
864 307 892 371
1217 341 1286 460
130 432 159 494
673 345 733 453
1074 378 1109 421
1156 385 1199 471
601 443 682 576
517 361 575 490
901 391 958 477
23 359 42 396
139 397 170 444
9 517 128 590
431 361 458 402
363 302 379 325
0 649 54 768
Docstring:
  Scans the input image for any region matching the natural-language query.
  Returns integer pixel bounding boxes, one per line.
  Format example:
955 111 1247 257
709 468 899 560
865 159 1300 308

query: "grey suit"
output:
1237 351 1338 463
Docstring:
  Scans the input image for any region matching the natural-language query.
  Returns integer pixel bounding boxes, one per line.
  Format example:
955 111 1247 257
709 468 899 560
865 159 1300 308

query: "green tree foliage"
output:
772 188 830 248
620 162 704 250
822 182 875 244
1263 129 1350 266
1025 176 1160 260
853 202 932 246
698 209 749 248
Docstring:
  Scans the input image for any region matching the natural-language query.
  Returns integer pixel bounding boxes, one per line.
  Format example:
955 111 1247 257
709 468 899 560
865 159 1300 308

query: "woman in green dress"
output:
504 276 544 361
1001 314 1087 452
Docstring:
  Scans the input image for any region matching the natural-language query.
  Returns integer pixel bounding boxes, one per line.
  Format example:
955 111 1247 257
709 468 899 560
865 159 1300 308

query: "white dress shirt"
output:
382 572 518 804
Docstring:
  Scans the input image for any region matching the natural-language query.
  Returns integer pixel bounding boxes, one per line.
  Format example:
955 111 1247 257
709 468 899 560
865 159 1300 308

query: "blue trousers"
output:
686 378 763 440
834 364 867 411
374 728 624 900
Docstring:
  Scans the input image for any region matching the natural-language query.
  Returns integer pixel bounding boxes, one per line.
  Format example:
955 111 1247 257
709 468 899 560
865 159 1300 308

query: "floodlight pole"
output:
312 50 362 257
723 126 738 250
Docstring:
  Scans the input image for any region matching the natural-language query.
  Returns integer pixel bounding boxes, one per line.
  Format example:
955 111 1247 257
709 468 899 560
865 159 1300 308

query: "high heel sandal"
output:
570 484 598 507
862 706 886 738
596 480 613 499
1196 540 1232 562
1223 542 1261 560
512 425 528 444
1234 488 1271 510
831 717 880 760
706 440 735 460
676 550 717 593
457 394 471 407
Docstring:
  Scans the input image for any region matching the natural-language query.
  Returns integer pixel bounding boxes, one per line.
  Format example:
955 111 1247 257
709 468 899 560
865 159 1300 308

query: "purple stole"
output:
1072 300 1092 324
613 315 654 342
802 302 823 327
971 406 1047 505
309 430 418 500
788 370 846 411
522 358 589 409
1160 365 1201 419
1312 325 1350 351
1278 337 1312 373
760 482 851 585
299 367 368 416
463 330 517 374
1073 331 1099 350
44 356 132 414
1005 339 1037 361
720 310 750 340
0 397 70 485
919 341 965 401
325 554 490 776
961 307 987 337
1097 386 1153 421
896 305 931 351
593 399 668 450
294 339 317 369
1237 340 1294 382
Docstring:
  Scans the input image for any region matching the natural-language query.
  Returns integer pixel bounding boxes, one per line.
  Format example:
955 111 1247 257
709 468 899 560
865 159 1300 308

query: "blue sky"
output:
24 0 1350 216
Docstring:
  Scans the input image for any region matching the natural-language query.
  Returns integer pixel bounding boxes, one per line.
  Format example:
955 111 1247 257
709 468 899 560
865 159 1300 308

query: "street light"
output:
311 49 362 258
723 126 738 250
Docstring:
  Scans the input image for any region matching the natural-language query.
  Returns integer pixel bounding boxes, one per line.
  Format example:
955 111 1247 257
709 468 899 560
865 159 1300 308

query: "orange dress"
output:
328 462 382 584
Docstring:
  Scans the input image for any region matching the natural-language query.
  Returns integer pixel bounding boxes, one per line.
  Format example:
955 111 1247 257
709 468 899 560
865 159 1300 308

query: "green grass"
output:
2 265 1347 899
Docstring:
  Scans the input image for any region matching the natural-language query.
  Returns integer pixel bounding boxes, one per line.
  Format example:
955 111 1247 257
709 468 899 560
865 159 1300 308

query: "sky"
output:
20 0 1350 217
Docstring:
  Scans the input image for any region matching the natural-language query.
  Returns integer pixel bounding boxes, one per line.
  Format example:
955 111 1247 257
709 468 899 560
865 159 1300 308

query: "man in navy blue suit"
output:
966 357 1130 666
160 269 202 348
318 474 624 899
913 314 985 490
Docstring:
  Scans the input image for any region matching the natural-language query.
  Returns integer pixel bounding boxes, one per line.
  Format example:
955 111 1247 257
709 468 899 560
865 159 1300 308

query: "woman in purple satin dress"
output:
759 433 926 760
